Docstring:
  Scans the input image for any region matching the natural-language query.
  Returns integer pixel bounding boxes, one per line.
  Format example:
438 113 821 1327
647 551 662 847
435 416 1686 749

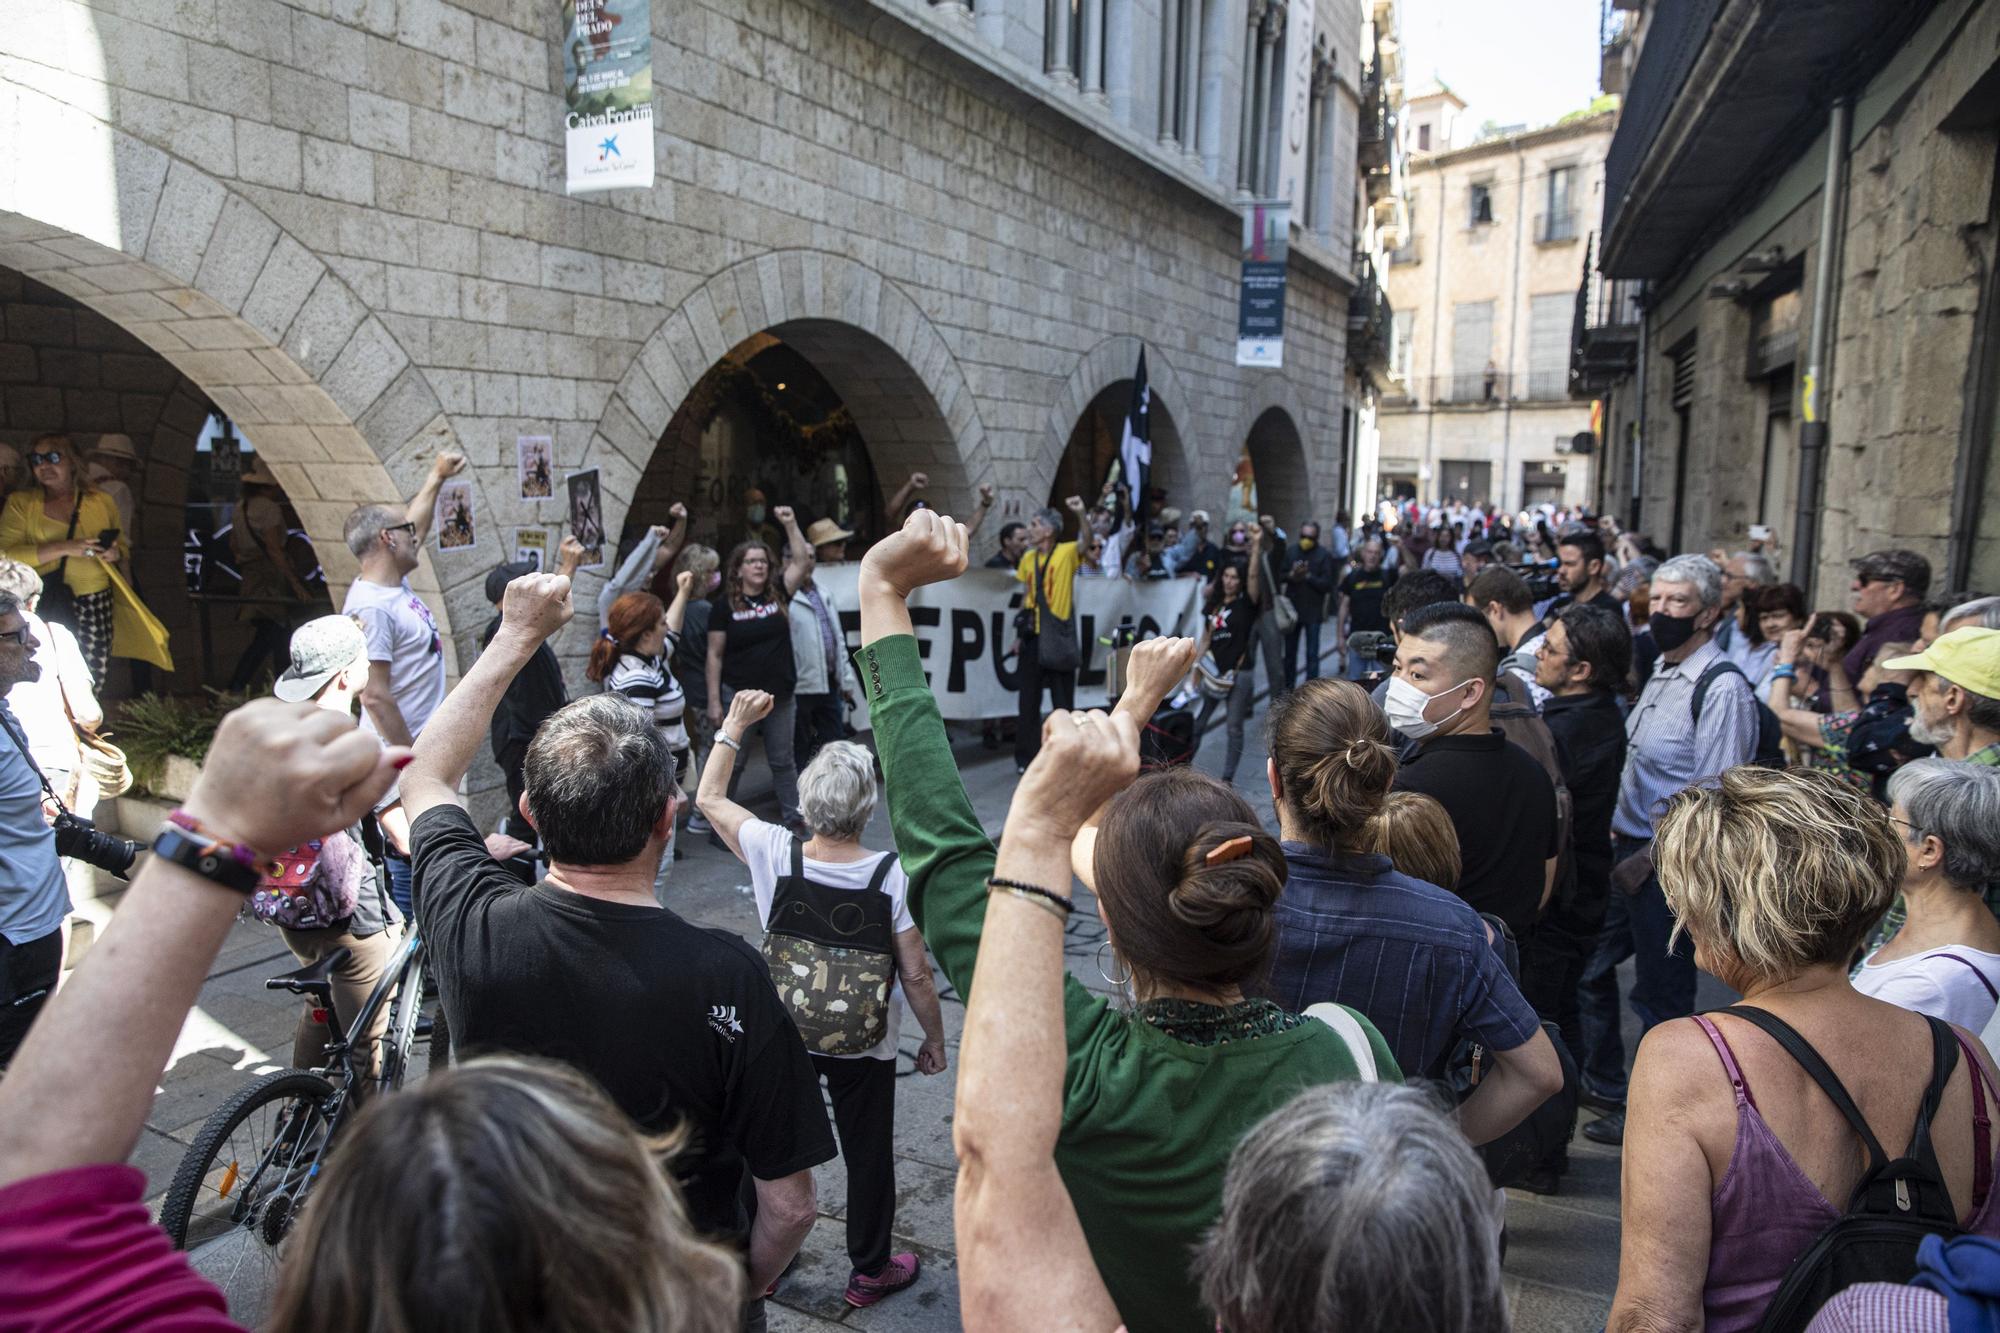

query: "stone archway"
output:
1231 375 1317 533
589 252 994 550
1042 336 1200 513
0 108 488 666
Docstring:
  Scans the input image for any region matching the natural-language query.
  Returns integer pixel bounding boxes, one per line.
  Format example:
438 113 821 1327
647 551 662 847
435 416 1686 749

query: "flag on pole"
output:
1120 350 1152 535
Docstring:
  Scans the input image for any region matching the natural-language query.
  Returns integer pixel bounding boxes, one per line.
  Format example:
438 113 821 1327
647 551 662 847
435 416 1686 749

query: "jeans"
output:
813 1052 899 1277
1014 632 1076 767
1285 618 1325 686
1251 614 1285 700
0 927 62 1069
722 687 801 825
386 853 414 922
1193 681 1255 782
794 692 843 768
1577 835 1696 1101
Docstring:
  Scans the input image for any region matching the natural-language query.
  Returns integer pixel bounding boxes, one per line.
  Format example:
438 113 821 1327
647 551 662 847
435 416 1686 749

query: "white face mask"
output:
1383 674 1472 740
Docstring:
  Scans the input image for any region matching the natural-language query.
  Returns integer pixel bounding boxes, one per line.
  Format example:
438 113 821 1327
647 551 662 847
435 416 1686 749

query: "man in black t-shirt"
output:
1547 530 1619 616
399 571 834 1320
1335 540 1397 679
1387 602 1561 943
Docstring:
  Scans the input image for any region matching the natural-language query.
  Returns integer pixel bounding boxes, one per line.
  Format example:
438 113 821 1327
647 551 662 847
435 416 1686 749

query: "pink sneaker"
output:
843 1251 920 1308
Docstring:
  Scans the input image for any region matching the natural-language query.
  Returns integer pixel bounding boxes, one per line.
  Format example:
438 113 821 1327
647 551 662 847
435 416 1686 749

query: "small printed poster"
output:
1236 200 1290 368
513 527 549 570
566 468 605 569
518 435 554 499
435 479 476 551
562 0 654 194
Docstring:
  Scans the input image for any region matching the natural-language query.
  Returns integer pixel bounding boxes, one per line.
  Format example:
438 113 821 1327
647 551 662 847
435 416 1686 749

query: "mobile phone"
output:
1749 524 1772 542
1806 618 1834 643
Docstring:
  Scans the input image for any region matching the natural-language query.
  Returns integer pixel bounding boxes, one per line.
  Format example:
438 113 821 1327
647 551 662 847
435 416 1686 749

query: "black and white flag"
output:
1119 349 1152 533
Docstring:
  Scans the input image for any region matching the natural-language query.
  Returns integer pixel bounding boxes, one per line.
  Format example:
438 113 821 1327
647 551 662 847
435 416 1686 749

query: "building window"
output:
1451 300 1495 402
1536 165 1576 243
1527 293 1571 399
1469 181 1494 227
1392 310 1414 382
1417 122 1431 152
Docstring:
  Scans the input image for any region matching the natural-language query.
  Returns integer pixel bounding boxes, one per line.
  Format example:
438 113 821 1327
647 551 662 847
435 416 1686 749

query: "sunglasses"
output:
382 522 417 540
27 450 66 467
0 624 31 645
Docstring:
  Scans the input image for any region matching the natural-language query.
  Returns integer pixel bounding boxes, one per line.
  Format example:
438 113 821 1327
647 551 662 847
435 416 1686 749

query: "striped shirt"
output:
605 641 688 757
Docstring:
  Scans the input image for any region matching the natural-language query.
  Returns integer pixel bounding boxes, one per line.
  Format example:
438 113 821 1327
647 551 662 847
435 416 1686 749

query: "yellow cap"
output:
1882 627 2000 697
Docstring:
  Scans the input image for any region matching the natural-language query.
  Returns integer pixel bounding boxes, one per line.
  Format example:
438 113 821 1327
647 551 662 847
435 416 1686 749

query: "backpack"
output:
250 826 370 931
1490 669 1574 901
1692 660 1787 769
1721 1004 1988 1333
760 840 898 1056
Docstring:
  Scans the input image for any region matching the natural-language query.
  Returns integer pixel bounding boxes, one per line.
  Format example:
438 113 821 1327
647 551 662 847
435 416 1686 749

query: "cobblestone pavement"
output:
108 682 1652 1331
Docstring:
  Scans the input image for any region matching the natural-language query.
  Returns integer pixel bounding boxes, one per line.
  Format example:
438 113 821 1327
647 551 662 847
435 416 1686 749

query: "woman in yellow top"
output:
0 433 126 686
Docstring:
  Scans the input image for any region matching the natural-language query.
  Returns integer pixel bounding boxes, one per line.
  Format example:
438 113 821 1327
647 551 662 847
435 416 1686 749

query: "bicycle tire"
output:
379 947 427 1091
158 1069 336 1251
427 1002 452 1076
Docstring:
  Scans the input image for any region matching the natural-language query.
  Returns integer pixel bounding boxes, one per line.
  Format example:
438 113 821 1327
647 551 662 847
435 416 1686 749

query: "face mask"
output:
746 505 766 524
1650 611 1698 653
707 571 722 593
1383 675 1471 741
1299 538 1316 551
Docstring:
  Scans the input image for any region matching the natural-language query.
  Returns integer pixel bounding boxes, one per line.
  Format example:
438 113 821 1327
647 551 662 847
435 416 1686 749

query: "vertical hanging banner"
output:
1237 201 1290 368
562 0 654 195
1279 0 1317 209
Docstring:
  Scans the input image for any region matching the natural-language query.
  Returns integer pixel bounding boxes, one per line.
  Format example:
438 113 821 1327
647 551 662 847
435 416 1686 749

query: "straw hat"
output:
92 433 141 464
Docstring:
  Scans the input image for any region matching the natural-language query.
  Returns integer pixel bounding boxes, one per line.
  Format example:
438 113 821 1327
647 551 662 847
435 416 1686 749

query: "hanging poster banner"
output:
1279 0 1317 210
1237 200 1290 368
562 0 654 195
808 565 1206 726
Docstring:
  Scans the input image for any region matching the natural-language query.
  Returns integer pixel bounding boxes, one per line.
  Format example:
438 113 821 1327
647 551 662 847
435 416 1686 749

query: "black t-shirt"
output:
1394 728 1560 941
983 552 1015 569
1205 597 1257 673
1549 588 1622 616
673 598 713 709
1340 567 1398 633
409 805 835 1240
710 591 796 696
481 614 567 761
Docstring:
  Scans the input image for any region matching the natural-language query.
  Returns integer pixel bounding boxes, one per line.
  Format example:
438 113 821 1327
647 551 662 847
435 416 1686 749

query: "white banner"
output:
562 0 655 194
810 566 1206 725
1279 0 1317 212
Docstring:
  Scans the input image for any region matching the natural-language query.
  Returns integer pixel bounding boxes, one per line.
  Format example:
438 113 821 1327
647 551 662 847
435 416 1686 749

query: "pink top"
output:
0 1163 241 1331
1694 1015 2000 1333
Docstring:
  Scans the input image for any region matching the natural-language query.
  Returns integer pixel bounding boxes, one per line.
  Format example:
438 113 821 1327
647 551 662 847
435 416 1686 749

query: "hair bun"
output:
1171 823 1285 946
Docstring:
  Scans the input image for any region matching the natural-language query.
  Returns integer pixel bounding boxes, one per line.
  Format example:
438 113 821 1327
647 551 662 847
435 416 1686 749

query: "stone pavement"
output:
105 683 1653 1331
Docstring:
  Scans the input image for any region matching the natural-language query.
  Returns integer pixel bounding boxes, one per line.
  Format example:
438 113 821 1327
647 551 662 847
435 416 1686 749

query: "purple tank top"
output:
1693 1014 2000 1332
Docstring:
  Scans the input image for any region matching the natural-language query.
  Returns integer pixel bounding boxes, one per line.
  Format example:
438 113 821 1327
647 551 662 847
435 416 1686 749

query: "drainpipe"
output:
1630 287 1647 532
1791 96 1851 593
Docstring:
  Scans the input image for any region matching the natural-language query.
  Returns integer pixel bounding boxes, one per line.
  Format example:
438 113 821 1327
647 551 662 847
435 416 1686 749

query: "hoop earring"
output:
1096 940 1133 988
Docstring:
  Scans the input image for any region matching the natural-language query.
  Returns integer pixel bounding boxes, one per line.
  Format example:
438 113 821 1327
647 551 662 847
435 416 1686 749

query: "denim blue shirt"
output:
0 701 70 945
1254 842 1542 1078
1613 637 1761 839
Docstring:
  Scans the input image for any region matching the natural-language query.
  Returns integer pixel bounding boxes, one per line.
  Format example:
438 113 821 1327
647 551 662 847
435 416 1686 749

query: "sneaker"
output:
1581 1109 1625 1146
844 1252 920 1308
686 811 713 835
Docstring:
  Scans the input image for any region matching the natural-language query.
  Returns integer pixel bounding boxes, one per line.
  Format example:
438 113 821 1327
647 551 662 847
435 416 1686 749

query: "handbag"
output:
37 504 81 627
54 633 130 799
1194 652 1237 700
1029 550 1082 672
1261 551 1298 633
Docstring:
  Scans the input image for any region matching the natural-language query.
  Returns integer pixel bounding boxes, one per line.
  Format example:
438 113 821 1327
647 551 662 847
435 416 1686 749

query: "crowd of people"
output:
4 455 2000 1332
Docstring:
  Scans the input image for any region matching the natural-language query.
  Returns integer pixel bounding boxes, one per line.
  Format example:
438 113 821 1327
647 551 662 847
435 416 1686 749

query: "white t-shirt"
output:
8 612 98 774
1855 945 2000 1032
739 818 914 1062
342 578 447 740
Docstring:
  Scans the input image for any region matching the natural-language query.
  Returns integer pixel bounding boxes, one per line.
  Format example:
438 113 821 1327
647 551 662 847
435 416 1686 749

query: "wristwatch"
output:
151 824 265 895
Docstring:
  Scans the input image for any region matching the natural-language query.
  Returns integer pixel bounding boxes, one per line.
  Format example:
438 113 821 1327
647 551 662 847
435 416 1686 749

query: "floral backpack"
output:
249 826 370 930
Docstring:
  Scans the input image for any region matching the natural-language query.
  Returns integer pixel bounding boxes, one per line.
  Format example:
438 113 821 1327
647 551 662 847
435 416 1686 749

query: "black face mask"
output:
1650 611 1698 653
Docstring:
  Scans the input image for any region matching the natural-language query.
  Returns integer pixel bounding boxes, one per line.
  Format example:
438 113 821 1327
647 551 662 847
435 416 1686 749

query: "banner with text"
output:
1237 201 1289 368
811 566 1206 727
562 0 654 194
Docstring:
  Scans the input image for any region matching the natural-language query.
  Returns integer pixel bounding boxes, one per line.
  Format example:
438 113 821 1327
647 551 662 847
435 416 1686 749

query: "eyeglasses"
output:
1854 573 1900 588
0 625 31 646
27 451 65 467
382 523 416 540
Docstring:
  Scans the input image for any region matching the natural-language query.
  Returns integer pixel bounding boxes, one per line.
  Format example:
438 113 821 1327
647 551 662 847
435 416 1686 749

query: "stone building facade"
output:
1376 102 1612 514
1583 0 2000 599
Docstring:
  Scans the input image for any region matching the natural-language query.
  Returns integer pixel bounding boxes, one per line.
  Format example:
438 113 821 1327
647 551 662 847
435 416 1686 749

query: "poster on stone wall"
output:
514 527 549 570
1237 201 1289 368
561 0 654 194
518 435 553 498
566 469 606 568
436 480 476 551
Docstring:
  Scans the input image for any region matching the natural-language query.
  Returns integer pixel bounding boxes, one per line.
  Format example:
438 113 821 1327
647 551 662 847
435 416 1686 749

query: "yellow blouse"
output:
0 488 127 597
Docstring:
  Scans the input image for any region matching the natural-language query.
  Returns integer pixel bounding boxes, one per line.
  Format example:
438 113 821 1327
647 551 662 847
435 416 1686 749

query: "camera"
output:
1349 630 1396 687
1508 563 1565 602
53 811 140 880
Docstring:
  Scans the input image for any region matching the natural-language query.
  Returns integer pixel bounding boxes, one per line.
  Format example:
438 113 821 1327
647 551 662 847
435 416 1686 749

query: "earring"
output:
1096 940 1133 988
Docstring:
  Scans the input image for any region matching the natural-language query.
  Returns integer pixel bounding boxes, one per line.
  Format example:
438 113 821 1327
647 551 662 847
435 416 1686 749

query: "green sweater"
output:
858 634 1400 1333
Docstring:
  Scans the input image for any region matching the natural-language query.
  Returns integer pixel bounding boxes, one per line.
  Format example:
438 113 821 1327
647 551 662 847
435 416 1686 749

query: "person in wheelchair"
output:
258 615 401 1075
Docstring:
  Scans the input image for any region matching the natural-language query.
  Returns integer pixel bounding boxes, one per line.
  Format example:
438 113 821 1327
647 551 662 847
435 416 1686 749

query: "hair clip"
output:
1205 835 1255 866
599 628 618 642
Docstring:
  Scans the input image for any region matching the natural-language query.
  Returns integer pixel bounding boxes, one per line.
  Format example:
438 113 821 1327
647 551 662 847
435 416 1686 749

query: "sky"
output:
1394 0 1606 134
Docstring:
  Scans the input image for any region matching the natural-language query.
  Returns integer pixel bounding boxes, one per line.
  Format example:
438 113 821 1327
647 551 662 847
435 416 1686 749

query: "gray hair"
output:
1194 1081 1506 1333
1031 507 1063 534
1655 554 1724 609
343 503 403 559
523 694 674 867
1944 595 2000 632
1887 758 2000 891
0 560 41 604
0 589 18 620
796 740 879 841
1730 552 1777 586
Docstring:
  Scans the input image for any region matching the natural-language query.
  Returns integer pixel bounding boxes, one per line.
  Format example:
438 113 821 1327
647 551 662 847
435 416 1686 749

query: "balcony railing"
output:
1536 211 1579 245
1569 234 1643 395
1347 255 1395 382
1602 0 1727 247
1357 30 1392 173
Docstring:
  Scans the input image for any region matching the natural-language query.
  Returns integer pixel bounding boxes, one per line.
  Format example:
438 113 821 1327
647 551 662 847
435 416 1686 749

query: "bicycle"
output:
157 930 449 1309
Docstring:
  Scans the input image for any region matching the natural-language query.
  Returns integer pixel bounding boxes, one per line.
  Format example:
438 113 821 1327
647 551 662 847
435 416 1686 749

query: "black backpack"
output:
1721 1005 1977 1333
1691 660 1787 769
760 840 898 1057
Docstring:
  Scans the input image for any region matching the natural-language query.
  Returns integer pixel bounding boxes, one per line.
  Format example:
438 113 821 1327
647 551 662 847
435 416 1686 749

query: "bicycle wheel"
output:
158 1069 336 1318
427 1001 452 1077
379 946 427 1091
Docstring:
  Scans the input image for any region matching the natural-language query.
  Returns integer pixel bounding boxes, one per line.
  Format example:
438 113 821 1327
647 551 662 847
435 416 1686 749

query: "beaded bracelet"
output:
1771 664 1797 681
987 876 1075 920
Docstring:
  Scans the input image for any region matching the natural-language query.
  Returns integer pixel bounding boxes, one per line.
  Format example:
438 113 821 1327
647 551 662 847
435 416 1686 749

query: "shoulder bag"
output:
1031 550 1082 672
1261 550 1298 633
1305 1002 1379 1082
55 662 130 799
37 503 82 627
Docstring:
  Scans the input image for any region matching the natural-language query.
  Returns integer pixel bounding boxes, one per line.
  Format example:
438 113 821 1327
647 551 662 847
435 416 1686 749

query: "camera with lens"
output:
53 811 140 880
1349 629 1397 687
1508 563 1565 602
